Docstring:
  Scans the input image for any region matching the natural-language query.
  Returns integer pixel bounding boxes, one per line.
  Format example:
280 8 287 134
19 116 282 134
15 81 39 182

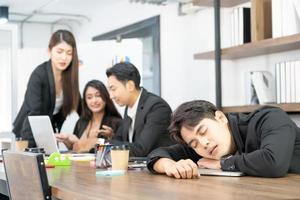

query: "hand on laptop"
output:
55 133 68 142
197 158 221 169
55 133 79 144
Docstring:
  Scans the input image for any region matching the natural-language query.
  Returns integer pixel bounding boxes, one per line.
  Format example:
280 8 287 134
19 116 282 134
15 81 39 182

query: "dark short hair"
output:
81 80 121 121
106 62 141 89
169 100 218 144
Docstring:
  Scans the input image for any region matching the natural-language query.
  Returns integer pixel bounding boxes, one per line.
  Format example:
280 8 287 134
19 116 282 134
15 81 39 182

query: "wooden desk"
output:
47 162 300 200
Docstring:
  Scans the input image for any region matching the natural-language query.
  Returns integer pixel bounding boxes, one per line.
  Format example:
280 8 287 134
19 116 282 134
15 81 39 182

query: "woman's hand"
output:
88 125 114 139
89 129 102 138
67 134 79 144
99 125 114 138
73 138 98 153
89 125 114 139
55 133 79 148
55 133 69 142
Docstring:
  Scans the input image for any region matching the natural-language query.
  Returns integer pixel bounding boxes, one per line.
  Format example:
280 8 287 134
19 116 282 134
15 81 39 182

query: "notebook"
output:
198 168 245 177
28 115 60 155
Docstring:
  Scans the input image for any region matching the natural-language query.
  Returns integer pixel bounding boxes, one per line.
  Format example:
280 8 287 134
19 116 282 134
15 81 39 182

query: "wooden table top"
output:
47 162 300 200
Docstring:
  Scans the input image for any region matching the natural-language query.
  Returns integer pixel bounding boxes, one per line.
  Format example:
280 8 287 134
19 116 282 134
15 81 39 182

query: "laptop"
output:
28 115 60 155
198 168 245 177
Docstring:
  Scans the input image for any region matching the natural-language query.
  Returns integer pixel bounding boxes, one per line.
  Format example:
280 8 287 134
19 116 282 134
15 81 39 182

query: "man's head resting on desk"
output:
169 100 236 160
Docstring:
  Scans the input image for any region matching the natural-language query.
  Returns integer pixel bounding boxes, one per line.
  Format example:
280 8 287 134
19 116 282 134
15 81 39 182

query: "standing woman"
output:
13 30 81 147
56 80 122 152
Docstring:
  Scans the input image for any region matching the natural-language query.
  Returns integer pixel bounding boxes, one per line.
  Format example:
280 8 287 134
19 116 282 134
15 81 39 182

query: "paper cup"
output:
110 145 130 170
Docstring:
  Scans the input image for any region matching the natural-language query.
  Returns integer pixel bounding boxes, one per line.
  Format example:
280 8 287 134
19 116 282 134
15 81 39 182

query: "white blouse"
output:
53 92 63 115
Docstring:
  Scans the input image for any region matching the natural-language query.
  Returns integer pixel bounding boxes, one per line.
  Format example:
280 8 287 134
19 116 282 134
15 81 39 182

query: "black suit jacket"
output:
111 89 173 157
12 60 80 147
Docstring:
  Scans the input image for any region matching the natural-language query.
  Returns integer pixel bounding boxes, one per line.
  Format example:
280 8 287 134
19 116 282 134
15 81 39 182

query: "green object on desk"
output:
47 152 71 166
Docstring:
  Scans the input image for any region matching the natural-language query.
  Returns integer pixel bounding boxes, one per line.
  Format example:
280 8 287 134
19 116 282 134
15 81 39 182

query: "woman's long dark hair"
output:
81 80 121 121
48 29 80 117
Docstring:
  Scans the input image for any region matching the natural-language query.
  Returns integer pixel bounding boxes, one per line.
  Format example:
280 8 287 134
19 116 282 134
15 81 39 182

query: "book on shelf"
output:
295 61 300 103
280 62 286 103
285 62 291 103
245 71 259 105
250 71 276 104
272 0 282 38
272 0 300 38
290 62 296 103
275 63 281 104
275 60 300 103
242 7 251 44
294 0 300 19
231 7 251 46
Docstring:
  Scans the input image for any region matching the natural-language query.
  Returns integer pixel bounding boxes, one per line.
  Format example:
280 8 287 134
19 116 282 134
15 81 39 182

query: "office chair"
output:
2 150 51 200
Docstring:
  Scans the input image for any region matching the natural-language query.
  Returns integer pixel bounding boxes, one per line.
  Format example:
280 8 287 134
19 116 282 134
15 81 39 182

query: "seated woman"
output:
56 80 122 152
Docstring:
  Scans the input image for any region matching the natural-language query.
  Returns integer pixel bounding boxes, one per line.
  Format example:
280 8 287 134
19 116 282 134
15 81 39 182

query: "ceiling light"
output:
0 6 9 24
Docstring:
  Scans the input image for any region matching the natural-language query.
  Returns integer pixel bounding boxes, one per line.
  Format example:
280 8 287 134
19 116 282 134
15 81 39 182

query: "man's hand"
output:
197 158 221 169
154 158 199 179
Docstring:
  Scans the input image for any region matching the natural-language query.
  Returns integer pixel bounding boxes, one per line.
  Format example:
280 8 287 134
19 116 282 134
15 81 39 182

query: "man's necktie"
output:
124 116 132 141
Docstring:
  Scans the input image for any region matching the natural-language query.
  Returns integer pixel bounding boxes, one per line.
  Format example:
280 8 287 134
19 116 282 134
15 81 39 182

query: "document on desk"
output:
198 168 245 177
66 153 95 161
96 170 126 177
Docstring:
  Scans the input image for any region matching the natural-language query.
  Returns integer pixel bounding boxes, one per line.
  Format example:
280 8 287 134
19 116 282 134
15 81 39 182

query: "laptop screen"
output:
28 115 59 155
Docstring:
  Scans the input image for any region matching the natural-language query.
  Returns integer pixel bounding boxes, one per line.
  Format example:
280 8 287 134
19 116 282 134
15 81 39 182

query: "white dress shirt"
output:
127 89 142 143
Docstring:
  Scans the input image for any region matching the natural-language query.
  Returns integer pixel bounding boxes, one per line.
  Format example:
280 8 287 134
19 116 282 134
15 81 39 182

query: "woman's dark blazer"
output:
73 115 122 139
12 60 80 147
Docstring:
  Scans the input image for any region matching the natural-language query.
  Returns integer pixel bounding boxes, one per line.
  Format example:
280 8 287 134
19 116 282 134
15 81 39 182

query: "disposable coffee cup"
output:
110 145 130 170
15 138 28 152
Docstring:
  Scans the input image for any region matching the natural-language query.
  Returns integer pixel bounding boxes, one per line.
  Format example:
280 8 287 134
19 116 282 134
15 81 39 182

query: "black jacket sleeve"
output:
222 110 297 177
18 69 45 141
147 144 201 173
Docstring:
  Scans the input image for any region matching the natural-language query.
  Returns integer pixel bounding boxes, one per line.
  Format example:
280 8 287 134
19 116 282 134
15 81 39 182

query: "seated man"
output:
106 62 173 157
147 100 300 178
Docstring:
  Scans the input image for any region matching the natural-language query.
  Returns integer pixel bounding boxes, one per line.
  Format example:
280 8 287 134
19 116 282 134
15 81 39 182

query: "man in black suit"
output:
147 100 300 178
106 62 173 157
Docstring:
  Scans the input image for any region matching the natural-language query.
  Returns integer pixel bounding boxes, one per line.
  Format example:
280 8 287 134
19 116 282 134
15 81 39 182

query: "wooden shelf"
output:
194 33 300 60
222 103 300 113
192 0 249 7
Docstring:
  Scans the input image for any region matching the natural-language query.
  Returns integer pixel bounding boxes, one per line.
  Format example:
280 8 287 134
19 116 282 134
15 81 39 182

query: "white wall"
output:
72 3 218 110
0 47 12 131
0 24 18 131
18 23 75 48
19 24 52 48
77 39 142 93
16 48 48 109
